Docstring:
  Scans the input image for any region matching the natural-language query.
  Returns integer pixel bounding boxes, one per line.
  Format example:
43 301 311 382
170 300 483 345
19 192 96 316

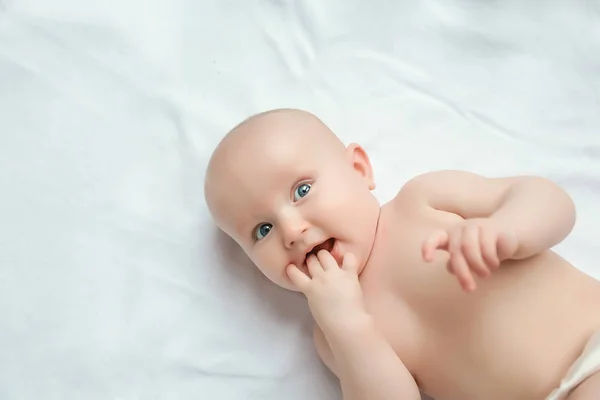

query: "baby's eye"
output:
293 183 311 201
254 223 272 240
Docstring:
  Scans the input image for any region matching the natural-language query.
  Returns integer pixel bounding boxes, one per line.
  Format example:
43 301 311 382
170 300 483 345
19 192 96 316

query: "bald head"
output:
214 108 343 154
204 109 347 227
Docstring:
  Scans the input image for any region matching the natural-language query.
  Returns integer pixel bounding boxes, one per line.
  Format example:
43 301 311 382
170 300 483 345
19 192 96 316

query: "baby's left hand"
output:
422 218 518 292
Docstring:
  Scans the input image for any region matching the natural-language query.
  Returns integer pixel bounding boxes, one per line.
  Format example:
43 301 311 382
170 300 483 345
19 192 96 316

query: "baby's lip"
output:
302 238 342 266
330 239 343 265
305 238 334 257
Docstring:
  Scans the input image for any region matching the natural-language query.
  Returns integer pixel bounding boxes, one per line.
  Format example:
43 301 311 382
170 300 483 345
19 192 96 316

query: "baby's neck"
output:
358 206 387 277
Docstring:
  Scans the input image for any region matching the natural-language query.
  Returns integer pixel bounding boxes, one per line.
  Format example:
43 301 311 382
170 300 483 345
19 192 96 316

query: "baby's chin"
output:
275 275 303 292
253 266 300 292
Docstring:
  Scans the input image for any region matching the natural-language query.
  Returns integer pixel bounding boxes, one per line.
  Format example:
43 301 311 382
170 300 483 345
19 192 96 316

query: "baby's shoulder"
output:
390 169 508 209
396 170 470 195
390 171 449 206
384 171 468 225
387 172 440 210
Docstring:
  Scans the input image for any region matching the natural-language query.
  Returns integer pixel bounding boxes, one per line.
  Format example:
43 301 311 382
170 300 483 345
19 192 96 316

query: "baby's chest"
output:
360 277 426 372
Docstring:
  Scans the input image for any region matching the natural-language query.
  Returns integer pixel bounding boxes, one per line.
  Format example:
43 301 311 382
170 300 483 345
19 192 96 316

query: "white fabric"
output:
546 331 600 400
1 1 599 399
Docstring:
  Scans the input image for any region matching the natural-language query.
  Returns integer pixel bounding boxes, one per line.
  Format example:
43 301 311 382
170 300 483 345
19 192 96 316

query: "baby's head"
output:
205 109 380 291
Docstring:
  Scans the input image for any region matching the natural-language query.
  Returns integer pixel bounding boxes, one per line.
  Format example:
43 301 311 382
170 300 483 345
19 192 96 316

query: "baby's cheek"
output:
253 255 283 279
254 261 279 283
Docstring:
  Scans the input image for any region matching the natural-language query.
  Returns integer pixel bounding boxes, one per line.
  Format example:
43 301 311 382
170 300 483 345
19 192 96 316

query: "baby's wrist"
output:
321 313 387 358
320 311 374 340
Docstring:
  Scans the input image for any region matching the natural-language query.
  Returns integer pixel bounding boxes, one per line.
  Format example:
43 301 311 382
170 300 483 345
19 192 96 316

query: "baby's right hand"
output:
287 251 368 333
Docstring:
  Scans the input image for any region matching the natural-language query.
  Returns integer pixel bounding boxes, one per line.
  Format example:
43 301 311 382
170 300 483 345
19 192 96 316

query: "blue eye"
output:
293 183 311 201
254 223 272 240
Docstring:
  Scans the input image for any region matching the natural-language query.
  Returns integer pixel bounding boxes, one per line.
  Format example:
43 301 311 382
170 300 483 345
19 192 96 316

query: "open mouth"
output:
304 238 336 263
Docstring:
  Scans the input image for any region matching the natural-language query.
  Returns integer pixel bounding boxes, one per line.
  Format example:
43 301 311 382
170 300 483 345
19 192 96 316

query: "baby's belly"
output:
404 252 600 400
420 322 584 400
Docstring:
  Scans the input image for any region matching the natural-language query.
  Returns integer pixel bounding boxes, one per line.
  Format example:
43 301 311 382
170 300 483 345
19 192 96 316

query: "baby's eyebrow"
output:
233 214 261 235
233 219 250 236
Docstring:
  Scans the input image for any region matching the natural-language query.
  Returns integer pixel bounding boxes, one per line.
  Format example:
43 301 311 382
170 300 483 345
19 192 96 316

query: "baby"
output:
204 108 600 400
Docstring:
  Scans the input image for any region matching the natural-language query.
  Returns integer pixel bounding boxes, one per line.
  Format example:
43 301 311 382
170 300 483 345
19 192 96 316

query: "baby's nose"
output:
282 221 309 249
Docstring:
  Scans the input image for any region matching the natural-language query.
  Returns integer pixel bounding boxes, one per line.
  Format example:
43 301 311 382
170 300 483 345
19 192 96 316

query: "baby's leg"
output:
566 371 600 400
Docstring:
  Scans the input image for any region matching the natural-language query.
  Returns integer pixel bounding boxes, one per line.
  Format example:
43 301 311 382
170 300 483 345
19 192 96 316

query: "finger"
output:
316 249 337 270
462 225 489 278
286 264 311 291
497 230 519 261
422 230 449 262
449 253 477 292
480 227 500 269
306 254 323 277
448 227 462 257
341 252 358 273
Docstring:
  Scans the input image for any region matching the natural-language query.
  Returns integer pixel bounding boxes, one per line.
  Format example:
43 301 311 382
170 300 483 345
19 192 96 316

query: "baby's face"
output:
206 111 381 291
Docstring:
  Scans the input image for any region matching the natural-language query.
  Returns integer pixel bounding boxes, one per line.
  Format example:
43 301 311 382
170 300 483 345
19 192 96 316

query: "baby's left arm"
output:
403 170 576 260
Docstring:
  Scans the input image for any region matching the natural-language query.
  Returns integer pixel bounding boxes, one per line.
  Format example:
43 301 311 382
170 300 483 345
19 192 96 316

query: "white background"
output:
1 1 599 399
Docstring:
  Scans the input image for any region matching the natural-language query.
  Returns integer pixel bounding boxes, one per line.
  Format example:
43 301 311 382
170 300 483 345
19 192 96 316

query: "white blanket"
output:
1 1 599 399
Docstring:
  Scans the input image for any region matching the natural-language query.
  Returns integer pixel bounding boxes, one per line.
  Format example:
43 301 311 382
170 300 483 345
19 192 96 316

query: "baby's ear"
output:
346 143 376 190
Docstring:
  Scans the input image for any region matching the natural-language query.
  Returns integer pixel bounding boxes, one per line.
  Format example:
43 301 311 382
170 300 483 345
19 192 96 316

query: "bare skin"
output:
205 108 600 400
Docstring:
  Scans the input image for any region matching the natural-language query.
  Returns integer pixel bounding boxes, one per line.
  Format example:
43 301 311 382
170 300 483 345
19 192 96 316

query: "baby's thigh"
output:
566 371 600 400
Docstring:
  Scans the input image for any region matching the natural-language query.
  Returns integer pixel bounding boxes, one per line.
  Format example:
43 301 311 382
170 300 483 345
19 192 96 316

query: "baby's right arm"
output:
287 250 420 400
314 322 421 400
